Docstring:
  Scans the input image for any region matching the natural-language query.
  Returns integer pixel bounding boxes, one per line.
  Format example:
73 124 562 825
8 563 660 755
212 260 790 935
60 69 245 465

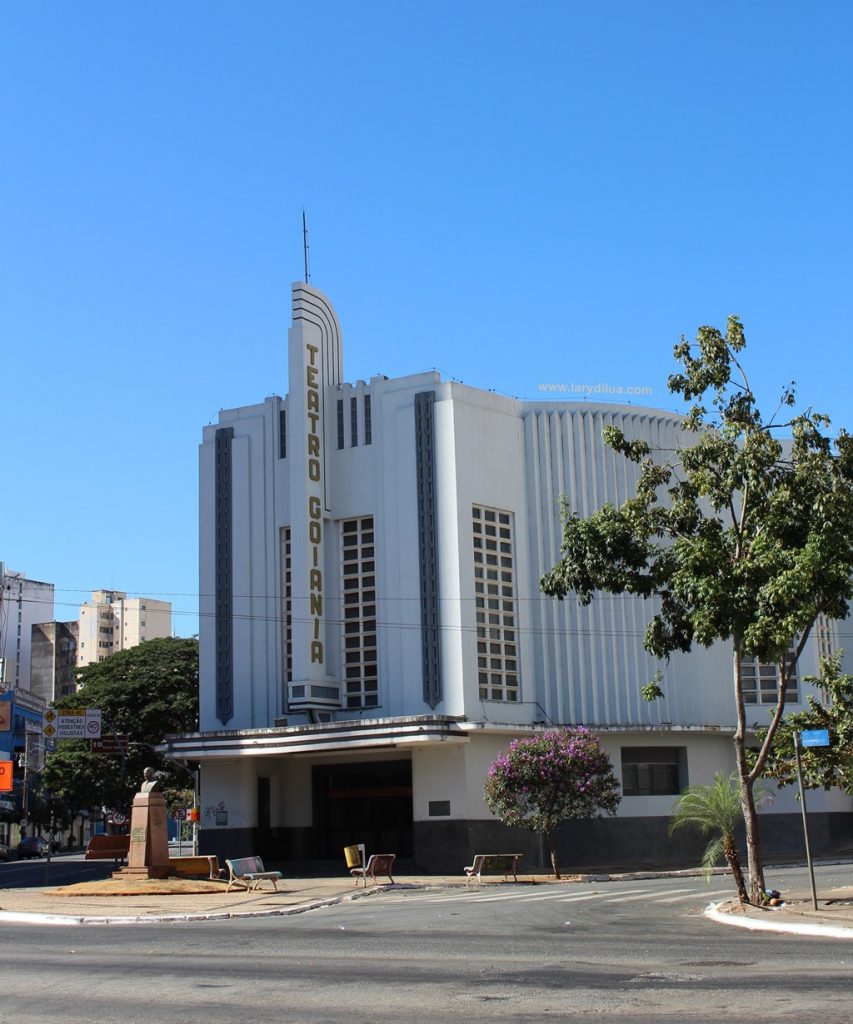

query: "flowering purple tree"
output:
484 727 621 878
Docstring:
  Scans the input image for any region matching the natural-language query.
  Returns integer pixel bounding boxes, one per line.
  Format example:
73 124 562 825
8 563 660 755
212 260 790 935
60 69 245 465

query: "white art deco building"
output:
163 283 853 871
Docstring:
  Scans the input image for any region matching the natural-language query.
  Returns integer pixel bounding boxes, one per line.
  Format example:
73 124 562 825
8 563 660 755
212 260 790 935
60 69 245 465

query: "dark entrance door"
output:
314 760 413 859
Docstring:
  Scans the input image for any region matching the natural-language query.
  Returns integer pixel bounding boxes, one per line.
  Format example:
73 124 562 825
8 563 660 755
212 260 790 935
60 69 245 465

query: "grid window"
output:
473 505 519 702
741 648 799 704
279 408 287 459
621 747 685 796
364 394 372 445
340 516 379 709
282 527 293 683
350 396 358 447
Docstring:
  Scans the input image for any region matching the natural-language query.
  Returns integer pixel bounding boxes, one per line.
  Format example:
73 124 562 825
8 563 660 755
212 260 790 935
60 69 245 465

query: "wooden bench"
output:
84 834 130 863
169 854 223 880
350 853 396 886
224 855 283 892
464 853 523 884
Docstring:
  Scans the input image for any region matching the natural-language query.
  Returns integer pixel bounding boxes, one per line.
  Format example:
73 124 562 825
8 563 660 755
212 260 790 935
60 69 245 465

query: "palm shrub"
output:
668 771 770 904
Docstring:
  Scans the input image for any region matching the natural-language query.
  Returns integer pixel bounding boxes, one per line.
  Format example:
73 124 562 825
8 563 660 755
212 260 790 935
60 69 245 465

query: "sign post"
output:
173 807 187 854
794 729 830 911
91 735 128 755
43 708 102 739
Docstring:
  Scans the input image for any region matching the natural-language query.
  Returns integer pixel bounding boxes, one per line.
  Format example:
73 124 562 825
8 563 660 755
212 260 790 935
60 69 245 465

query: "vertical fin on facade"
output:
286 282 343 709
415 391 442 708
215 426 234 724
291 282 343 388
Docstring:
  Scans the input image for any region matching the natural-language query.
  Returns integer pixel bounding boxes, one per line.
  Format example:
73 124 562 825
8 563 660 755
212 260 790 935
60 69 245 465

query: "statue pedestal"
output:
113 791 171 880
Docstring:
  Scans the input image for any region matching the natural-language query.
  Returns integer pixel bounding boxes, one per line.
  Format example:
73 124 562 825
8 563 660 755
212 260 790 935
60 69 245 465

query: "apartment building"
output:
77 590 172 667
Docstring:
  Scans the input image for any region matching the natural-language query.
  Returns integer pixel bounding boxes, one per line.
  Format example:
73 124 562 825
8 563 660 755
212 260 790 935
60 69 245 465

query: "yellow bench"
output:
169 854 223 880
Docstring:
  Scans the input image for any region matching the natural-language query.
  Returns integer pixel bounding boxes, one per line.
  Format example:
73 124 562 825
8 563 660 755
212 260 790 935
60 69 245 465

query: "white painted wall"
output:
200 759 257 830
412 743 469 821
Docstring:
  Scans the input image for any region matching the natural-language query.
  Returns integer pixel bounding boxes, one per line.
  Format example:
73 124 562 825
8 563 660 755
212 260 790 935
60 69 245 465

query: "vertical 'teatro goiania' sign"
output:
287 282 343 711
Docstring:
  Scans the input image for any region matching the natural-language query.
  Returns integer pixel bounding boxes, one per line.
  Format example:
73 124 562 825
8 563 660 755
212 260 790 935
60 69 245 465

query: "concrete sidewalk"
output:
0 869 851 937
0 872 461 925
706 887 853 940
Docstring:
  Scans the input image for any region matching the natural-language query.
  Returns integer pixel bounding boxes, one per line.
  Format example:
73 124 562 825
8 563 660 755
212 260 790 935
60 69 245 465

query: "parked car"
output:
17 835 50 859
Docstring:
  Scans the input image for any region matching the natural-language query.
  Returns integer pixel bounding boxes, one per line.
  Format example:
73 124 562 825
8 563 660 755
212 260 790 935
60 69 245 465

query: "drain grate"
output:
682 960 756 967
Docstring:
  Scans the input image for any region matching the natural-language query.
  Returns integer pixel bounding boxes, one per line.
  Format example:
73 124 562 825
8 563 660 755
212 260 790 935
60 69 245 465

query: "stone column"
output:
114 791 171 879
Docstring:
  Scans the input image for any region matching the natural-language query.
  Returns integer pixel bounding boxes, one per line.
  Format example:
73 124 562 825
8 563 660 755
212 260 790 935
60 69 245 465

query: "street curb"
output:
704 901 853 940
0 894 352 927
0 881 403 927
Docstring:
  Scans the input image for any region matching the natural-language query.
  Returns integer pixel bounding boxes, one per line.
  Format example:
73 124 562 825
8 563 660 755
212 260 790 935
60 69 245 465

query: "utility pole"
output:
18 733 29 833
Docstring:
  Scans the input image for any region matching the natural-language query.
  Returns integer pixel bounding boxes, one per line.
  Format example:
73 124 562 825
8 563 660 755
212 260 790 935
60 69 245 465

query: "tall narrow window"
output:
340 516 378 708
364 394 372 445
337 399 344 450
350 396 358 447
815 614 837 664
282 527 293 683
278 409 287 459
473 505 519 702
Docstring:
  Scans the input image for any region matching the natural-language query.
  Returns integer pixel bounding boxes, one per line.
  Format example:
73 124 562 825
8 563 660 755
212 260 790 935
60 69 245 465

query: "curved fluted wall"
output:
523 404 733 729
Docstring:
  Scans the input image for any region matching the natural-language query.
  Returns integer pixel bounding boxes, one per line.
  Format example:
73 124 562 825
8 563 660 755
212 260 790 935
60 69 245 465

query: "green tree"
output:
541 317 853 903
669 772 771 903
42 636 199 819
758 653 853 795
484 727 621 879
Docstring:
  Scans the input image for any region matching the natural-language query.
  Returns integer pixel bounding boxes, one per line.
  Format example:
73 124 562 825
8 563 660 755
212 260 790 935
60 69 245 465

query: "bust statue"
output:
140 766 166 793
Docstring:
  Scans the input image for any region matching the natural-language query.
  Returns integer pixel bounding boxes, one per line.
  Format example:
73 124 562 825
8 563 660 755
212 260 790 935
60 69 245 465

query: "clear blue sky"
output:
3 1 851 637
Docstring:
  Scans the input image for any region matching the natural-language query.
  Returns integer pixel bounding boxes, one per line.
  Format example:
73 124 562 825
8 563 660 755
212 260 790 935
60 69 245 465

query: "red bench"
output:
85 834 130 863
350 853 396 886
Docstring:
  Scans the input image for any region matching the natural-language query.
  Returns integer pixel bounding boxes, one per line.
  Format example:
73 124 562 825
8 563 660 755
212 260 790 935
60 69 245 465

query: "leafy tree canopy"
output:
484 727 620 879
540 316 853 902
41 636 198 818
758 654 853 795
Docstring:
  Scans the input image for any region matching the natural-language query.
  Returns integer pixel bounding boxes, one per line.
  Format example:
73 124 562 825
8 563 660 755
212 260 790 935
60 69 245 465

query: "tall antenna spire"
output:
302 209 311 284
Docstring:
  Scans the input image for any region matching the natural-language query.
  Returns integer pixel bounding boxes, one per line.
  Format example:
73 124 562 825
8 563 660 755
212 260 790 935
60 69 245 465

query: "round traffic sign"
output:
173 808 187 821
111 812 127 825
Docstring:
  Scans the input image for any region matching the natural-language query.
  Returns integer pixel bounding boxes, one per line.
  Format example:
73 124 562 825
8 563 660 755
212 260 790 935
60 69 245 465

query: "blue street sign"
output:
800 729 830 748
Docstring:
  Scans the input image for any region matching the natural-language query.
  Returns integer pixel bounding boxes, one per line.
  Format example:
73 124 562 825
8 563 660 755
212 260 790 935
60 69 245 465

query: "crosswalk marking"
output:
455 890 561 904
359 883 730 910
600 889 655 902
603 887 692 902
655 888 731 903
554 892 612 904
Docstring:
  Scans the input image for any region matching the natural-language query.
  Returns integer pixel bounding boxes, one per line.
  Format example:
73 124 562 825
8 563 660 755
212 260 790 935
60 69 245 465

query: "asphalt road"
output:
0 852 114 888
1 864 851 1024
